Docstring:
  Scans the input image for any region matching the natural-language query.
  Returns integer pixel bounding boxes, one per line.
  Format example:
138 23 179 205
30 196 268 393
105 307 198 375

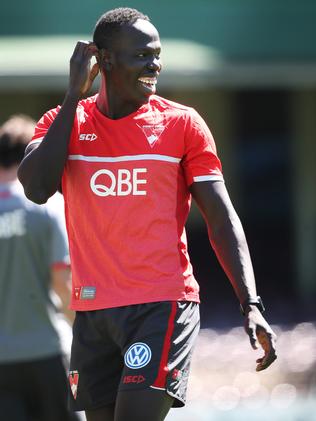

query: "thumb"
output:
247 327 259 350
89 62 100 83
80 62 100 96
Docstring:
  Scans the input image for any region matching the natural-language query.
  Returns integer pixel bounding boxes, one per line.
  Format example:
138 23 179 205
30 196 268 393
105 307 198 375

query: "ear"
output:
98 49 112 71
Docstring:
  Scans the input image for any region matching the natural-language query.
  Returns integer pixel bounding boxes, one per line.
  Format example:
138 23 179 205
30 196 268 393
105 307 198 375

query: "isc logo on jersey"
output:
79 133 97 141
90 168 147 197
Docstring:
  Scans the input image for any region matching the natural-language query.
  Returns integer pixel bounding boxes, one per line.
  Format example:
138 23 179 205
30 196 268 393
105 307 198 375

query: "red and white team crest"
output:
137 124 165 147
68 370 79 399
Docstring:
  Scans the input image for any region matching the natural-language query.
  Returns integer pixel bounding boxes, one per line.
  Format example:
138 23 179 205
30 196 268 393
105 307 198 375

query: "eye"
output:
136 51 161 60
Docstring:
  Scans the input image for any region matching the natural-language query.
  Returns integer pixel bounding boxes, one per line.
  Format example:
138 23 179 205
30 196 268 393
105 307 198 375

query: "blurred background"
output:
1 0 315 419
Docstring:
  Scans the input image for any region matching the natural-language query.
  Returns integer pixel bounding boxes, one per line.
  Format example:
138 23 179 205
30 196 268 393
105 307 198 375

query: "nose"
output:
147 56 161 72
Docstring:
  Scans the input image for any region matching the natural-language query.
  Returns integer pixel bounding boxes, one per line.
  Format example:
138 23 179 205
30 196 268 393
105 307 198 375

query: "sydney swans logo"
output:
68 371 79 399
137 124 165 147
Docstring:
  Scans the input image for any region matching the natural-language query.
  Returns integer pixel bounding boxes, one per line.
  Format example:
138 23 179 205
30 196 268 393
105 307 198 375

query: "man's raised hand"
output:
68 41 99 98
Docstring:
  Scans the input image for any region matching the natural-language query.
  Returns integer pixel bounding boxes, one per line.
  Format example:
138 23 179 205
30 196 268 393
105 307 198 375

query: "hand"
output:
244 306 277 371
68 41 99 98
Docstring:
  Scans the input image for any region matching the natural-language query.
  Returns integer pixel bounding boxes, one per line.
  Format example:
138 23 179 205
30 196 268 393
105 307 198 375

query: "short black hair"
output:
0 115 35 168
93 7 150 50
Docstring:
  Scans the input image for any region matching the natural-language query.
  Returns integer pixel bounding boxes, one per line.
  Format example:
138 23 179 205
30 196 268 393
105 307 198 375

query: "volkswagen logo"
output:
124 342 152 369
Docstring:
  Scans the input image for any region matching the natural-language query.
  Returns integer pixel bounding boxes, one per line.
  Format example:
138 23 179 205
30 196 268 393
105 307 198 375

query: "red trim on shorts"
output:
152 301 177 388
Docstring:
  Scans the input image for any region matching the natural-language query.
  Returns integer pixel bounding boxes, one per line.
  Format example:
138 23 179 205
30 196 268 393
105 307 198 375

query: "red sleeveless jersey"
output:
31 95 223 310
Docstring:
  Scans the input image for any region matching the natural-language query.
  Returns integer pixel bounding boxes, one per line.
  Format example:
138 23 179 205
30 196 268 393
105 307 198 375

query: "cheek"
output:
117 57 143 72
114 64 139 82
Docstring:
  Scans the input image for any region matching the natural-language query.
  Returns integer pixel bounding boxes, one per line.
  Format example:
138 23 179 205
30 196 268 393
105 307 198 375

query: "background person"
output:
18 7 277 421
0 114 79 421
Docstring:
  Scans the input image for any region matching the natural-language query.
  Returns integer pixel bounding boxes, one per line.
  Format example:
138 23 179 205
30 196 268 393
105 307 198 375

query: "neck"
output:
96 76 144 120
96 76 110 116
0 166 18 183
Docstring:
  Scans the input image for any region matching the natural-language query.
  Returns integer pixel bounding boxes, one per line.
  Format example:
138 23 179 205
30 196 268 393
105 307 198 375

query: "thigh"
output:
85 403 115 421
117 301 200 408
69 311 123 412
115 388 174 421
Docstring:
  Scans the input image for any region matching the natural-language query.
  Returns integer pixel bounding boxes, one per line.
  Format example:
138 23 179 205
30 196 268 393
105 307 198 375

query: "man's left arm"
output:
190 180 277 371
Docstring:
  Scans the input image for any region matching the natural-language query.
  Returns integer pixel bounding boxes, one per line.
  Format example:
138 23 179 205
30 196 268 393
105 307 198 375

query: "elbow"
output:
21 182 50 204
18 166 51 204
24 188 49 204
30 195 49 205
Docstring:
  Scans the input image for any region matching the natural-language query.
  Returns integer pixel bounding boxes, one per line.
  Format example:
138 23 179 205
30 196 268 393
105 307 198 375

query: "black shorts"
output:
69 301 200 411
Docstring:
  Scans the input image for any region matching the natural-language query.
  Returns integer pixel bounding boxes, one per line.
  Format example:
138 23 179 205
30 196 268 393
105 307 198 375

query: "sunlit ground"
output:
166 322 316 420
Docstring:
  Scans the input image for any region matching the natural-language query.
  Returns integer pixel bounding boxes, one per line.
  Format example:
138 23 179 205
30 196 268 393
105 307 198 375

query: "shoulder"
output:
151 95 193 114
77 94 97 110
150 95 202 127
31 95 98 145
39 94 97 125
76 94 97 118
37 106 61 126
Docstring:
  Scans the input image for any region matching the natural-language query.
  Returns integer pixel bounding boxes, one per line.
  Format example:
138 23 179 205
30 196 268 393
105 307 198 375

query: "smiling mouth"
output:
138 77 158 88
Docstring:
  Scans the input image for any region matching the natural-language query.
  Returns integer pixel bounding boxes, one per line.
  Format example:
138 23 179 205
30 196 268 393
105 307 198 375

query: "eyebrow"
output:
135 46 161 52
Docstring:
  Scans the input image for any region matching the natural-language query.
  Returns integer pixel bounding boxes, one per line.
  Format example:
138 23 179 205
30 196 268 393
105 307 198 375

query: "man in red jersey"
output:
18 7 277 421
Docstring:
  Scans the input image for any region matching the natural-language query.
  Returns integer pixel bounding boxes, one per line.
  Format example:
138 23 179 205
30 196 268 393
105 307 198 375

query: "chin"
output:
136 94 152 107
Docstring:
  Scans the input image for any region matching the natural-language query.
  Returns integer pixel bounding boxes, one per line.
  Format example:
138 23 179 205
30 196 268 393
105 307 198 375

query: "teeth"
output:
138 77 157 85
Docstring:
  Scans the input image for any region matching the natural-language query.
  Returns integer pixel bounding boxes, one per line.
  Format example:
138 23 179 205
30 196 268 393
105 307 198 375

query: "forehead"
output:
113 19 161 51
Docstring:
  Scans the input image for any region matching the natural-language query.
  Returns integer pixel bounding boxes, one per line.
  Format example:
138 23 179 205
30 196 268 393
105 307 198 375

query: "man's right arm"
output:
18 41 99 204
18 95 79 204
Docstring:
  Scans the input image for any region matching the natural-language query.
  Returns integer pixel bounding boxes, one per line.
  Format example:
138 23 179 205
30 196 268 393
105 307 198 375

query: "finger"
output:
71 41 84 60
257 325 276 343
245 325 259 350
87 42 99 55
256 352 277 371
77 40 90 47
257 331 270 352
75 40 91 55
258 337 277 360
250 338 259 350
75 41 95 61
71 41 91 65
83 42 99 62
256 332 277 370
256 343 277 371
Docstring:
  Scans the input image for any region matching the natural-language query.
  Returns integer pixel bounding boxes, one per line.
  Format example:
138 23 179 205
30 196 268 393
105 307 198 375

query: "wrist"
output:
240 296 265 316
244 304 261 316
